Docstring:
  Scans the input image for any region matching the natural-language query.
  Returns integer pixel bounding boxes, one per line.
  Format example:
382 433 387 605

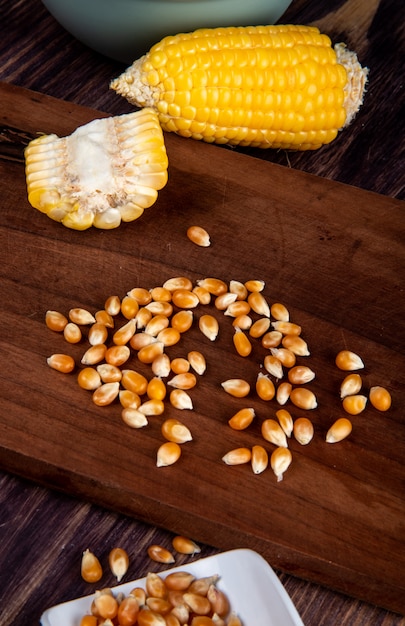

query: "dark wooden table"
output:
0 1 404 625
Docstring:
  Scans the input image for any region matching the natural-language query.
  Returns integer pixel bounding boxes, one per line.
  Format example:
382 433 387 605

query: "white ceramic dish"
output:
40 548 304 625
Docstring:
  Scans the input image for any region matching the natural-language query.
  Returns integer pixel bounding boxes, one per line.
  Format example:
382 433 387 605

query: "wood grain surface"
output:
0 1 404 625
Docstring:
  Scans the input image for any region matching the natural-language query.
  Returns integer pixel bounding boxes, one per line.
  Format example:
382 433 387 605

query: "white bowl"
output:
41 0 293 63
40 548 304 625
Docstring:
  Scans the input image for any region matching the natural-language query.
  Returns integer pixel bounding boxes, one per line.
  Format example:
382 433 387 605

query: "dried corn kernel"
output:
233 327 252 357
369 385 392 411
138 398 165 416
93 381 120 406
293 417 314 445
326 417 352 443
81 549 102 583
197 277 227 296
270 347 296 368
172 288 200 309
245 279 265 292
221 378 250 398
187 350 206 375
261 330 283 349
121 407 148 428
92 589 119 620
270 302 289 321
229 280 248 300
69 308 96 325
97 363 122 383
251 444 268 475
255 372 276 401
171 309 194 333
169 388 193 410
272 321 301 336
145 314 169 337
276 381 292 405
157 327 181 347
137 341 164 364
47 353 75 373
192 285 211 305
81 343 107 365
147 376 167 400
78 367 102 390
247 291 270 317
152 353 171 378
228 407 255 430
119 389 142 409
135 307 153 329
171 358 190 374
105 295 121 316
130 332 156 351
335 349 364 371
156 442 182 467
172 536 201 556
147 545 175 564
199 314 219 341
270 447 292 482
340 373 362 398
127 287 153 305
261 419 288 447
342 394 367 415
215 292 237 311
88 322 109 346
222 447 252 465
150 286 172 303
63 322 82 344
163 276 193 292
109 547 129 582
224 300 251 317
249 317 271 338
117 595 140 626
288 365 315 385
232 314 252 330
113 318 136 345
121 369 148 395
121 295 140 320
183 592 211 615
161 418 192 443
168 372 197 390
45 310 68 332
105 344 131 366
145 301 173 316
282 334 310 356
276 409 293 438
263 354 283 380
187 225 211 247
290 387 317 410
95 309 114 328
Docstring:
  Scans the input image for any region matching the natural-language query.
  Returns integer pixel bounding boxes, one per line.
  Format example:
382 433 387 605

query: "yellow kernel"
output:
282 335 310 356
121 407 148 428
270 447 292 482
146 597 172 614
163 276 193 292
187 225 211 247
117 595 140 626
147 376 167 400
88 322 108 346
270 347 296 368
228 407 255 430
369 385 392 411
229 279 248 300
113 318 136 345
288 365 316 385
161 418 192 443
233 327 252 357
261 419 288 447
171 309 193 333
119 389 141 409
224 300 251 317
69 307 96 325
104 295 121 316
326 417 353 443
150 286 172 302
244 279 265 292
78 367 102 390
335 349 364 371
256 372 276 401
272 321 301 336
130 331 156 351
138 398 165 416
81 548 102 583
262 330 283 349
63 322 82 344
145 301 173 316
47 353 75 373
105 344 131 366
80 616 98 626
135 307 153 329
45 309 68 332
342 394 367 415
340 373 362 398
270 302 289 321
249 317 271 338
187 350 206 375
232 314 252 330
290 387 317 410
263 354 283 379
145 571 168 598
222 447 252 465
199 314 219 341
168 372 197 390
96 363 122 383
171 357 190 374
251 444 268 475
293 417 314 445
109 547 129 582
172 288 200 309
169 388 193 410
156 442 182 467
207 584 230 619
172 536 201 556
145 314 169 336
214 292 237 311
247 291 270 317
192 285 211 305
183 592 211 616
152 353 171 378
92 381 120 406
127 287 152 305
221 378 250 398
137 607 167 626
81 343 107 365
276 409 294 437
121 370 148 395
197 277 228 295
137 341 164 364
157 327 181 347
121 295 140 319
95 309 114 328
92 589 119 620
276 381 292 405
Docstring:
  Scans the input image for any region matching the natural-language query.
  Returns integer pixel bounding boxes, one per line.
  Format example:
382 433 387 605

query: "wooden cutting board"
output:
1 82 404 615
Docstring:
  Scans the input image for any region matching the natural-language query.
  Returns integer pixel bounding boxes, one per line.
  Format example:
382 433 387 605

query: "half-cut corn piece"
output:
25 109 168 230
111 24 368 150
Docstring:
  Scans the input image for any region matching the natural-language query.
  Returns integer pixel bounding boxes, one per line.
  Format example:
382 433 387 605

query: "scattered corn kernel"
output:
163 276 193 292
113 318 136 345
326 417 353 443
261 330 283 349
117 595 140 626
196 277 227 296
270 347 296 368
229 280 248 300
169 388 193 410
138 398 165 416
63 322 82 344
282 334 310 356
145 301 173 316
247 291 270 317
121 407 148 428
222 447 252 465
168 372 197 390
224 300 251 317
121 369 148 395
92 589 119 620
251 444 268 474
288 365 315 385
145 314 169 337
342 394 367 415
263 354 283 380
137 341 164 364
249 317 271 338
276 381 292 405
119 389 141 409
192 285 211 305
272 321 301 336
214 292 237 311
78 367 102 390
147 376 167 400
147 545 175 563
244 279 265 293
276 409 294 438
81 548 102 583
183 592 211 615
93 381 120 406
270 447 292 482
150 286 172 302
270 302 289 322
199 314 219 341
88 322 109 346
255 372 276 401
69 308 96 325
171 309 194 333
187 350 206 375
95 309 114 328
127 287 152 305
81 343 107 365
172 536 201 556
156 442 182 467
261 419 288 447
47 353 75 373
228 407 255 430
152 352 171 378
293 417 314 445
221 378 250 398
335 349 364 371
96 363 122 383
45 310 68 332
121 295 140 320
369 385 392 411
290 387 317 410
232 314 252 330
340 373 362 398
161 418 192 443
105 344 131 366
105 295 121 316
187 225 211 247
233 327 252 357
172 288 200 309
109 547 129 582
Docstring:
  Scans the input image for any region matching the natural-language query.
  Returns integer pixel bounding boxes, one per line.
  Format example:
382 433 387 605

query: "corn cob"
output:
25 108 168 230
111 24 368 150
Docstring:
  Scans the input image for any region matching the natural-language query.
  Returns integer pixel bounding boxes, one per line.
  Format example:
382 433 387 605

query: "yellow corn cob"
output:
25 108 168 230
111 24 368 150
